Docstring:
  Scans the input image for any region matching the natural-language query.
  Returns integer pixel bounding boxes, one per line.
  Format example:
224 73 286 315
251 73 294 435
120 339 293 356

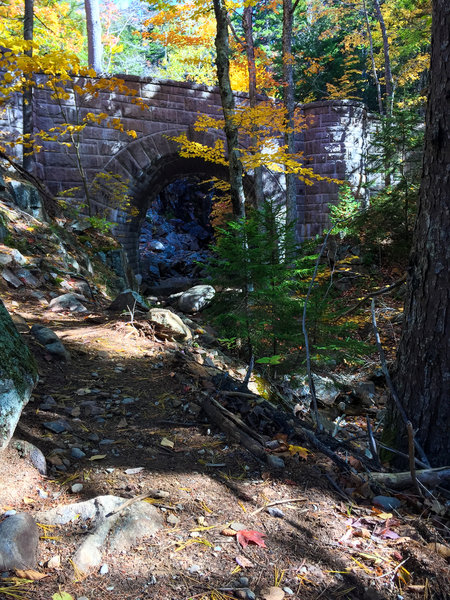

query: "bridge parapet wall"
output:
2 74 373 246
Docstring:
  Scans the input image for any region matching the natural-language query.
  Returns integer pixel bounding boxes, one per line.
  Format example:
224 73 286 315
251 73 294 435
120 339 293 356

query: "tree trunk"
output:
242 5 264 208
362 0 383 115
282 0 298 239
372 0 394 116
212 0 246 217
22 0 33 173
384 0 450 467
84 0 103 73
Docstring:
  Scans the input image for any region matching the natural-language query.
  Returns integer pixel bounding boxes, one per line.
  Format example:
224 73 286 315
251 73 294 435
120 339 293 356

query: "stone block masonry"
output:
3 74 374 267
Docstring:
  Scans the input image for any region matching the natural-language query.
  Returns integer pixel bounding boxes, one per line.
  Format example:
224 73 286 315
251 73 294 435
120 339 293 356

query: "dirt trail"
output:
0 296 449 600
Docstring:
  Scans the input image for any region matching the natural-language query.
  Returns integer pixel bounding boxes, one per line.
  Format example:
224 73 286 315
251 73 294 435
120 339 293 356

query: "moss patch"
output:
0 300 38 398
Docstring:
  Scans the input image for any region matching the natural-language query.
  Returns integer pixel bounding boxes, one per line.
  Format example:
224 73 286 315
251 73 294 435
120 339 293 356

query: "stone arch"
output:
96 128 284 271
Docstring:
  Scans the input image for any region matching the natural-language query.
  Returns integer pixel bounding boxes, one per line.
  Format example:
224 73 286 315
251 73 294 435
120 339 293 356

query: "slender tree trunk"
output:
22 0 33 173
84 0 103 73
362 0 383 115
212 0 246 217
384 0 450 467
242 5 264 207
282 0 298 239
372 0 393 116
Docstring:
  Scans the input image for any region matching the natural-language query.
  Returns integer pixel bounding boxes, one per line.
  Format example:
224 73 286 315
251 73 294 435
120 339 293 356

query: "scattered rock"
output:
11 439 47 475
1 267 23 288
148 308 192 341
99 563 109 575
15 268 40 287
266 455 285 470
47 554 61 569
71 483 84 493
0 513 40 570
166 514 180 526
178 285 215 313
0 252 13 266
43 420 70 434
372 496 402 510
48 293 87 313
30 324 60 345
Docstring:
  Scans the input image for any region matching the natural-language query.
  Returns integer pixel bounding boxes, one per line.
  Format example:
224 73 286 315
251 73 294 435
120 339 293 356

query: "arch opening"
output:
126 154 256 294
139 176 216 292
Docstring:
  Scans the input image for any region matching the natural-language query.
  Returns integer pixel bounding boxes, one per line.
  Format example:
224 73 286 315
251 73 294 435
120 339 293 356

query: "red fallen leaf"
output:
236 529 267 549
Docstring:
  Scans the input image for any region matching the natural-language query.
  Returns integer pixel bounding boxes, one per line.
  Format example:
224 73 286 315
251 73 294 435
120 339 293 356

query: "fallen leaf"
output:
88 454 107 461
23 496 34 504
236 529 267 548
220 528 237 537
426 542 450 558
288 444 310 459
52 593 74 600
160 437 174 449
235 555 254 568
15 569 47 580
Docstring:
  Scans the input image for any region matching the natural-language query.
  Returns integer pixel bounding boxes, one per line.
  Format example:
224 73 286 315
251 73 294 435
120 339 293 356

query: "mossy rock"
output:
0 299 38 451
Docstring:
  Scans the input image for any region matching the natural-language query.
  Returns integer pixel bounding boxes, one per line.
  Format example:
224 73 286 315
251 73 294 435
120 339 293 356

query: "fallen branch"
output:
334 275 406 321
201 397 267 462
371 299 430 468
294 424 351 473
248 497 308 517
105 489 170 517
211 396 265 445
368 467 450 489
407 421 423 497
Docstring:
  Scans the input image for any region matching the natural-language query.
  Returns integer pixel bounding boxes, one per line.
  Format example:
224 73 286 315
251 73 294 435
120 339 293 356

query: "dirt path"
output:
0 299 449 600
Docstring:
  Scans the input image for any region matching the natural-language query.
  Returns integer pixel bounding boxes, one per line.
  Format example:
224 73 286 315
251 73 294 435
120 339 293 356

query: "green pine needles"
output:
206 200 371 375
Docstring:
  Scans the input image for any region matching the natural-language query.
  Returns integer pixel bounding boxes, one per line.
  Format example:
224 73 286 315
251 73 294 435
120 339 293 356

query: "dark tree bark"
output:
212 0 246 217
384 0 450 467
84 0 103 73
282 0 297 238
242 5 264 207
22 0 33 172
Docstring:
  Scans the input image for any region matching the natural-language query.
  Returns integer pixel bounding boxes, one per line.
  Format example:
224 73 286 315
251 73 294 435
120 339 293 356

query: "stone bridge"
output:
1 74 373 271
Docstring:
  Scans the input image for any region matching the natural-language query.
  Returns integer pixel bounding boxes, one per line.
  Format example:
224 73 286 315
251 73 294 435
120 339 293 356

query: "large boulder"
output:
0 513 40 570
0 300 38 451
178 285 215 313
107 289 149 313
148 308 192 341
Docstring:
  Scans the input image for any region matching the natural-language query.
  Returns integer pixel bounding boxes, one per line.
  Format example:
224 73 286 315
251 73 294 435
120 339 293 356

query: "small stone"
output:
283 587 294 595
71 483 84 493
47 554 61 569
3 510 17 517
239 576 249 587
372 496 402 510
266 455 285 469
99 563 109 575
188 564 201 574
260 586 285 600
167 514 180 525
43 420 69 434
71 448 86 460
99 439 114 446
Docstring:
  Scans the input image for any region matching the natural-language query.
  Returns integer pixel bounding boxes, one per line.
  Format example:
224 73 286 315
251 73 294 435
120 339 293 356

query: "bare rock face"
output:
0 513 40 570
35 495 164 573
0 300 38 451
